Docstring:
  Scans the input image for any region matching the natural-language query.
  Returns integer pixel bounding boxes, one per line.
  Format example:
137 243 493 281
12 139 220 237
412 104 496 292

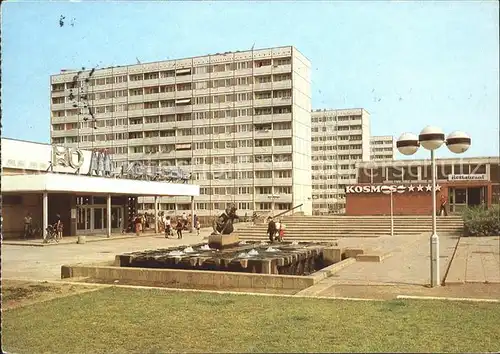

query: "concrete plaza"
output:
3 222 500 300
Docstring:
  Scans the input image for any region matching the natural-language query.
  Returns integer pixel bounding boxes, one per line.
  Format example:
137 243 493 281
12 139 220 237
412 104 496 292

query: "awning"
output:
176 68 191 74
2 173 200 197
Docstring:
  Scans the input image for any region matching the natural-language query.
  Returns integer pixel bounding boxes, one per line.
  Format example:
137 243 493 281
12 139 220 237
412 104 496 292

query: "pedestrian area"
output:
445 236 500 284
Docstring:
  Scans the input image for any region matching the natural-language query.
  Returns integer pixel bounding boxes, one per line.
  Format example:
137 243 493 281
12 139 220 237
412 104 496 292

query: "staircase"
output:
235 215 464 242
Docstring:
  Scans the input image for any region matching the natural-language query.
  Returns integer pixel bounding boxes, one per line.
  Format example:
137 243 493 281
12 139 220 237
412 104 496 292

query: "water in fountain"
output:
265 247 279 253
248 249 259 256
237 252 251 258
183 246 195 253
168 250 184 256
200 244 211 251
239 241 247 245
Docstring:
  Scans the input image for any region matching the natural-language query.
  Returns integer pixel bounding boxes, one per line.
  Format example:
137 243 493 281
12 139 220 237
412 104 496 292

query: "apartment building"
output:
311 108 371 214
370 135 396 160
50 46 313 219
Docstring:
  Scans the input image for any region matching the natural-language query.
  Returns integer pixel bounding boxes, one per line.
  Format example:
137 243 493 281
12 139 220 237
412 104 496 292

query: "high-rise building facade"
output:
50 46 312 219
370 135 396 160
311 108 371 214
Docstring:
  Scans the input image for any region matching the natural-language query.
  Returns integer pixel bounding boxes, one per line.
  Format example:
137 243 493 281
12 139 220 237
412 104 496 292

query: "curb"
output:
396 295 500 303
4 278 383 302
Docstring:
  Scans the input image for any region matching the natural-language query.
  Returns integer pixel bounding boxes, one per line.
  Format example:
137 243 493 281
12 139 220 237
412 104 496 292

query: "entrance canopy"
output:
2 173 199 197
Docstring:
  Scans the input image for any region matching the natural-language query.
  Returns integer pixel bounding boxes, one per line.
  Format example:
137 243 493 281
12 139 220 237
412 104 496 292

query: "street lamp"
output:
396 127 471 287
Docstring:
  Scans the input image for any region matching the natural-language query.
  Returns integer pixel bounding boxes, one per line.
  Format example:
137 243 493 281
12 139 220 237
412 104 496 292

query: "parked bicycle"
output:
43 225 59 243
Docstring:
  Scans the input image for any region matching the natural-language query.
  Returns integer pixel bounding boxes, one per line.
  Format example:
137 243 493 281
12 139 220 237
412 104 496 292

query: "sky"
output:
2 0 499 160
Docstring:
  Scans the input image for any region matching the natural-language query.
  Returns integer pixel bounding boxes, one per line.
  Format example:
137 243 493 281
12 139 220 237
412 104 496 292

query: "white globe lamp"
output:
446 131 471 154
419 126 445 151
396 132 419 156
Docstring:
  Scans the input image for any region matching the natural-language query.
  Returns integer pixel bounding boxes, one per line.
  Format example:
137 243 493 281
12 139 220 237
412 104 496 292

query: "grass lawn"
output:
3 286 500 353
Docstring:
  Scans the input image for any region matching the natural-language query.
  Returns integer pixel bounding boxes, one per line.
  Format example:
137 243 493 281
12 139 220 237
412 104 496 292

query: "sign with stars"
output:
345 184 441 194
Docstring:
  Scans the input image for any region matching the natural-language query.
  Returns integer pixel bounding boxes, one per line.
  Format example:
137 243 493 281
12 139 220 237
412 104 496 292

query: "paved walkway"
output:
445 236 500 284
1 224 254 281
2 228 216 281
3 232 159 247
299 232 460 297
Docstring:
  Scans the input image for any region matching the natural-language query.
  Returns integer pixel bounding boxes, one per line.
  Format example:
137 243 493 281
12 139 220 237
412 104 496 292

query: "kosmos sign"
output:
346 184 441 194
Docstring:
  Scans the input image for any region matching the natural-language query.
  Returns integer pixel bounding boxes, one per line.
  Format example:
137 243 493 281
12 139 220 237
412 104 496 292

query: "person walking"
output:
55 214 63 240
275 219 281 241
23 213 33 239
176 218 184 239
439 194 448 216
196 219 201 236
267 217 277 243
278 219 285 242
164 216 172 238
134 214 142 236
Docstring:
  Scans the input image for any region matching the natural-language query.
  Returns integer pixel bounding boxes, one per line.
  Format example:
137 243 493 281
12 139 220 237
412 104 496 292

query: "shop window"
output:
492 185 500 204
470 164 486 174
490 164 500 183
372 168 384 183
2 195 22 205
93 196 107 205
402 166 419 181
437 165 452 180
453 164 470 175
357 168 371 183
387 167 403 181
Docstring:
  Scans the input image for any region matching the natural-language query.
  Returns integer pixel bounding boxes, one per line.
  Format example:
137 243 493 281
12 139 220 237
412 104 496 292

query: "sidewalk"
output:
2 225 222 247
445 236 500 284
299 232 460 298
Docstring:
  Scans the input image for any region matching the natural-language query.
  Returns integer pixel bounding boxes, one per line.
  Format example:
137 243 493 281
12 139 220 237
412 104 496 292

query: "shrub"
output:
462 204 500 236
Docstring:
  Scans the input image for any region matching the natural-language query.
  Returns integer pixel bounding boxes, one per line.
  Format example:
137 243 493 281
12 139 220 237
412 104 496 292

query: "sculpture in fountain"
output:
212 204 239 235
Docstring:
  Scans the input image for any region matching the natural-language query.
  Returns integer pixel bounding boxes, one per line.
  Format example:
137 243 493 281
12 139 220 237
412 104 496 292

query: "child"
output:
176 218 183 239
196 220 201 236
278 221 285 242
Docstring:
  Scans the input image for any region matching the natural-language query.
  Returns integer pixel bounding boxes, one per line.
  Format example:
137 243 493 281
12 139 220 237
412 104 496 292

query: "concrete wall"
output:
61 264 316 290
291 48 312 215
2 193 43 238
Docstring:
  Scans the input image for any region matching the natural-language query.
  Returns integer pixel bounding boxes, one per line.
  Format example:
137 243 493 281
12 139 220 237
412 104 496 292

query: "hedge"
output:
462 204 500 236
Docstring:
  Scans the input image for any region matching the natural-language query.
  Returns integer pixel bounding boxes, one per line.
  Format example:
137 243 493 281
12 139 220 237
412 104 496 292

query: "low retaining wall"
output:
61 264 317 291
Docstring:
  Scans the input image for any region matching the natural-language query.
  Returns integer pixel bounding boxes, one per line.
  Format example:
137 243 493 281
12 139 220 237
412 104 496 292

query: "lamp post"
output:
396 127 471 287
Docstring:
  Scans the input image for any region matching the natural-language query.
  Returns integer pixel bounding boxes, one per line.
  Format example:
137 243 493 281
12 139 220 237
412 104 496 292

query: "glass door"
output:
93 208 105 231
451 188 467 213
111 207 122 230
77 207 91 231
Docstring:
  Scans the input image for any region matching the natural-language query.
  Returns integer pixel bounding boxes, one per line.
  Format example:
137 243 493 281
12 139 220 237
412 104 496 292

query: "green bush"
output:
462 204 500 236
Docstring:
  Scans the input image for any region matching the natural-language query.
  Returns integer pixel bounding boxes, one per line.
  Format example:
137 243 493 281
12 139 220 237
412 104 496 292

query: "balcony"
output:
253 98 273 107
51 103 65 111
174 74 192 84
274 97 292 106
175 90 193 99
252 114 274 124
272 129 292 138
271 80 292 90
271 64 292 74
254 178 273 186
127 124 144 132
51 90 66 98
128 80 145 89
158 91 176 100
175 104 193 113
273 145 292 154
272 161 292 169
254 82 272 91
253 66 273 75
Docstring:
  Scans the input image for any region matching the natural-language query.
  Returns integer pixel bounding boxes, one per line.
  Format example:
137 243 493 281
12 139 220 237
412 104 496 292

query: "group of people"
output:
266 217 285 243
133 212 200 239
23 212 63 240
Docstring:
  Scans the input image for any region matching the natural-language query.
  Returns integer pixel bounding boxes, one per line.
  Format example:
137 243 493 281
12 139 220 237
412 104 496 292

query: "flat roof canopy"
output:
2 173 199 197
